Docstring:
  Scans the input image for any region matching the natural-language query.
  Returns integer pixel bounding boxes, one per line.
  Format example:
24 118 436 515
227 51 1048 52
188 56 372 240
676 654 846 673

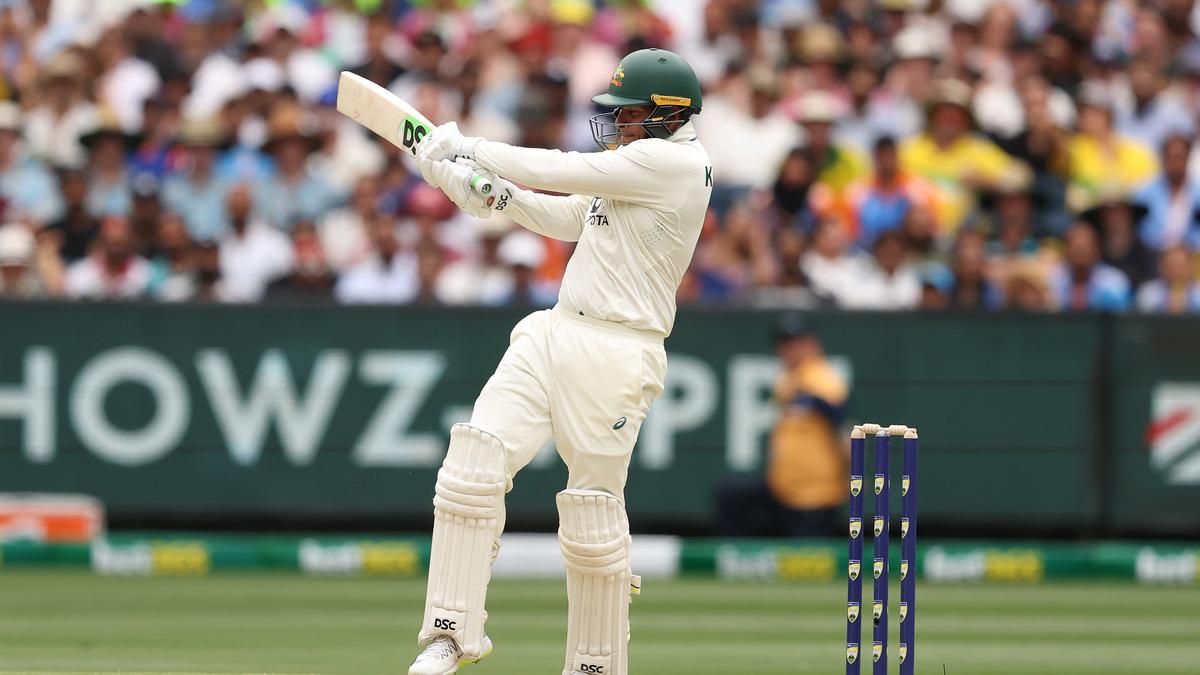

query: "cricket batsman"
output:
405 48 711 675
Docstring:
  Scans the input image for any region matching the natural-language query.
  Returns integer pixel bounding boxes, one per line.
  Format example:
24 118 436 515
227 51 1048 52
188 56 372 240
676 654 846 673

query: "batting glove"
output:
416 121 481 164
420 157 491 218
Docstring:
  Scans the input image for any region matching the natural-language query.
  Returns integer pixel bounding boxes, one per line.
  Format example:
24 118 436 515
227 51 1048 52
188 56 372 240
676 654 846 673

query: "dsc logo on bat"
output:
400 118 427 152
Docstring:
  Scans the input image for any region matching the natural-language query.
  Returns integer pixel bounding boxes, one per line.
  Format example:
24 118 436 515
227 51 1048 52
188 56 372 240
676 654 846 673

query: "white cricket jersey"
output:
473 120 712 339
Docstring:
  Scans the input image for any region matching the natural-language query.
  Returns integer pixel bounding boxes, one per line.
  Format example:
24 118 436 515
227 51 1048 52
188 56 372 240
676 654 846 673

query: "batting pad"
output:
419 424 508 659
557 489 635 675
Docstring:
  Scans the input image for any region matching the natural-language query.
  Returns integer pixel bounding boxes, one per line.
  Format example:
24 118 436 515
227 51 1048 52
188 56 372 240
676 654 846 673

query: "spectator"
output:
190 243 223 303
751 235 825 309
79 117 135 218
845 230 921 309
1066 84 1158 210
1003 261 1055 312
217 185 293 303
335 216 418 305
797 90 868 194
129 95 178 184
436 218 517 305
947 229 1002 310
1136 245 1200 314
496 230 556 306
1080 192 1156 288
128 179 163 257
264 221 336 303
715 313 848 537
0 102 62 226
697 65 799 194
974 42 1077 140
1135 134 1200 252
900 204 940 262
253 105 340 231
994 75 1072 235
900 80 1023 232
318 174 378 272
412 240 445 305
45 168 98 262
350 11 405 88
23 51 96 169
834 61 908 153
255 17 337 105
981 172 1039 259
94 27 161 133
983 174 1058 295
147 213 198 302
917 263 953 311
770 148 819 232
794 24 847 99
691 203 774 303
162 117 233 243
64 216 152 300
1117 58 1193 150
0 223 45 298
843 136 938 247
801 218 866 307
1049 223 1132 312
876 24 936 140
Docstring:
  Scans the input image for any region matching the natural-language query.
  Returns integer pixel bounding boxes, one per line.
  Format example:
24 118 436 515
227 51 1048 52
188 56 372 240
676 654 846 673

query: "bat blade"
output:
336 71 492 196
336 71 430 156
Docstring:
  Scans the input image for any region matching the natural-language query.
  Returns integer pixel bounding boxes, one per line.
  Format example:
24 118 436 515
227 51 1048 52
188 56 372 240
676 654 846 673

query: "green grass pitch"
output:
2 570 1199 674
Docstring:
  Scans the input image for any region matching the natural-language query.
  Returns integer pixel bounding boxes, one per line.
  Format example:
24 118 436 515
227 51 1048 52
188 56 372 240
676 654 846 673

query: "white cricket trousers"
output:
469 305 667 497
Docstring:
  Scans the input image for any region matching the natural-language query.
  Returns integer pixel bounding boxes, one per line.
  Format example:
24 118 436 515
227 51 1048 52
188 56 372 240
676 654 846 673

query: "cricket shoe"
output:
408 635 493 675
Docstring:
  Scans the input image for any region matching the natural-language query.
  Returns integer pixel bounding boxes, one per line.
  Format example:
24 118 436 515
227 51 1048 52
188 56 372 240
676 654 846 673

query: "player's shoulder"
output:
621 135 710 175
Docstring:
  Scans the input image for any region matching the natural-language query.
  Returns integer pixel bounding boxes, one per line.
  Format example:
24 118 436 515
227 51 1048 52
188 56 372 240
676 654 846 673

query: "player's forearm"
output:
503 189 586 242
474 140 658 203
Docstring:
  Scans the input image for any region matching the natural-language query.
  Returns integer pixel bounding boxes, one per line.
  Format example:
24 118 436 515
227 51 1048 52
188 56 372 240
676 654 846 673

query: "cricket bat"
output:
336 71 492 196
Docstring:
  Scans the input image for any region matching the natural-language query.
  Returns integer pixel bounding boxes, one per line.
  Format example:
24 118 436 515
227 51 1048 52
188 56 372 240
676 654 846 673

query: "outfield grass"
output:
1 571 1198 674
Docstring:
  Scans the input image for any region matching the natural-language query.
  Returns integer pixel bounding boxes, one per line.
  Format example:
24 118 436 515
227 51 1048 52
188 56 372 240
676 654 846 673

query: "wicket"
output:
846 423 919 674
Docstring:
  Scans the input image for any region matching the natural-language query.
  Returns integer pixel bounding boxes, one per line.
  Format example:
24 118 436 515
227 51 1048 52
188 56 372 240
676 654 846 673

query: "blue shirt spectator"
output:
80 122 134 217
1135 246 1200 314
252 105 340 230
162 118 233 243
0 103 62 225
1049 224 1132 312
1117 60 1193 151
1134 134 1200 251
253 171 338 231
0 153 63 225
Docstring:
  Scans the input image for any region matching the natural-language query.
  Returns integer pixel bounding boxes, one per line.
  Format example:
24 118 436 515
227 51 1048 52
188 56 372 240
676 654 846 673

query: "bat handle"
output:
469 174 493 197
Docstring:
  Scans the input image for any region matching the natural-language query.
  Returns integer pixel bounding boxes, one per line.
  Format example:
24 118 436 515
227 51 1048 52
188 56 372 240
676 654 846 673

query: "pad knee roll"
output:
558 489 634 675
420 424 508 659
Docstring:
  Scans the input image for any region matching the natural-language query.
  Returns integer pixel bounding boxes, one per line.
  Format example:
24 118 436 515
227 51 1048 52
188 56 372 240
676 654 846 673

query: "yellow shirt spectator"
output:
900 133 1016 232
1066 134 1158 206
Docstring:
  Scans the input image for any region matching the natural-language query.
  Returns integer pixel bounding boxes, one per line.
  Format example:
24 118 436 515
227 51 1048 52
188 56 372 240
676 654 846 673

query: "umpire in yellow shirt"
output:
716 313 849 537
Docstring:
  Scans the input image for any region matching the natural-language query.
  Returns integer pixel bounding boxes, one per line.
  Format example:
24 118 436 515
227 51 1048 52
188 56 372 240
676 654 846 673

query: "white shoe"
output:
408 635 493 675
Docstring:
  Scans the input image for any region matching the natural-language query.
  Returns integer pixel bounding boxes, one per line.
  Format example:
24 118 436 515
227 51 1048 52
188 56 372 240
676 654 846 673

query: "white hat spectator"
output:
0 222 34 266
498 231 546 270
0 101 21 132
797 90 842 125
0 223 49 299
893 25 940 62
243 58 286 93
186 52 250 118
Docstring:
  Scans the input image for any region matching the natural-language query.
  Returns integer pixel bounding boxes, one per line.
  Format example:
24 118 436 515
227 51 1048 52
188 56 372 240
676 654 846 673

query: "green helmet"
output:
590 48 702 149
592 48 703 112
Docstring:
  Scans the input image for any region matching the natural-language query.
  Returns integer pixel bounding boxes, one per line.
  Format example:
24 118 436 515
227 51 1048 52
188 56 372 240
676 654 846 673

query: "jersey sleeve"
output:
473 139 688 208
502 188 590 242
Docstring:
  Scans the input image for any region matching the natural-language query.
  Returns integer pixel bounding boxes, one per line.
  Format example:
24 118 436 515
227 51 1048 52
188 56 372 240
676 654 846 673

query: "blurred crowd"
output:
1 0 1200 314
